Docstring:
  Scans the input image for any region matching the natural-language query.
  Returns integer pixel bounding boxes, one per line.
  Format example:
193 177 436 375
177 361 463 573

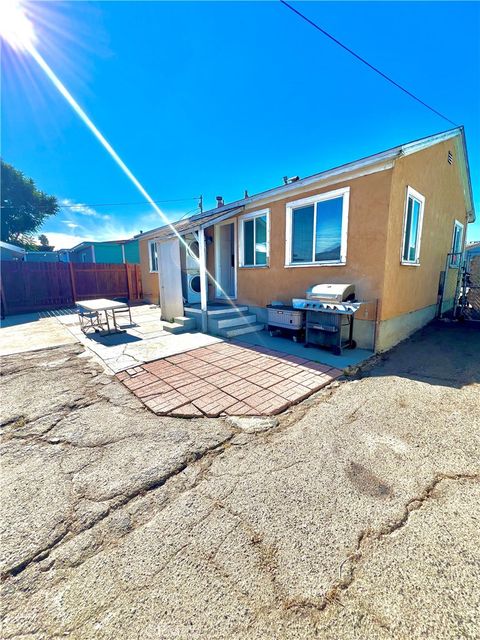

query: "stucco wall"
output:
139 238 160 304
209 171 393 325
382 138 468 321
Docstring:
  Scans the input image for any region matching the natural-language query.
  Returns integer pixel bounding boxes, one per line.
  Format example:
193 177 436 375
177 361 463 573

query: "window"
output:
148 240 158 272
449 220 464 268
401 187 425 265
239 209 269 267
285 187 349 266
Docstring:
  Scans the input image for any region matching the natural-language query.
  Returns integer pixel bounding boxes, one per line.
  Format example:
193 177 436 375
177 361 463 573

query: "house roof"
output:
137 126 475 242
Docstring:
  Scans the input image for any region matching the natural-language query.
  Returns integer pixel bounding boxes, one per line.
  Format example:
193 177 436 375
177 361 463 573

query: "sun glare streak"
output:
0 0 36 52
1 0 236 308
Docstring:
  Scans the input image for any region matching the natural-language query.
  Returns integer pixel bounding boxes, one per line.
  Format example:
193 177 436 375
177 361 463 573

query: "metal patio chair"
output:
107 297 133 328
79 309 101 334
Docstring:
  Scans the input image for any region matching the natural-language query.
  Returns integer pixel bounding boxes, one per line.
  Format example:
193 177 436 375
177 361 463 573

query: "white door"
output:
215 221 237 299
157 238 184 320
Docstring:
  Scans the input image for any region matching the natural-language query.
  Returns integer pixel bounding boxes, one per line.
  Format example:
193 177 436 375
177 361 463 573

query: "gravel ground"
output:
1 321 479 639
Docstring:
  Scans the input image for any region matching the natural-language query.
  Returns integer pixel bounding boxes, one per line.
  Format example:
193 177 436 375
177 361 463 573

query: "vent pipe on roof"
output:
283 175 300 185
216 196 224 207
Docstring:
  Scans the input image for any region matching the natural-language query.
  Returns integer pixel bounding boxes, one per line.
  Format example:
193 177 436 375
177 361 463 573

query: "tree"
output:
1 160 59 247
38 234 54 251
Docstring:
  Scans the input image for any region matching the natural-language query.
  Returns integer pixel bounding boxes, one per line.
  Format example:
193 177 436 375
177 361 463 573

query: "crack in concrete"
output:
281 473 480 621
1 431 239 581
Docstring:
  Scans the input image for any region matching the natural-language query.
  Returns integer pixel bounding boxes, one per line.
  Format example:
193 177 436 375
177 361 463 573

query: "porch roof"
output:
142 206 244 242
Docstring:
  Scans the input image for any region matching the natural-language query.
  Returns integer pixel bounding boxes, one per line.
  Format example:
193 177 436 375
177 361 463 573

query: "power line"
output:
280 0 458 127
59 196 200 208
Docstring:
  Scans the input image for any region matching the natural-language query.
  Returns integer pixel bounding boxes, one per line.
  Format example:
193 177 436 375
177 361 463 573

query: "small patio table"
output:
76 298 129 335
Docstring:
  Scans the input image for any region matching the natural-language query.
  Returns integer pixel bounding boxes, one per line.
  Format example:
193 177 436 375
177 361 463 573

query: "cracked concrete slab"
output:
1 322 479 639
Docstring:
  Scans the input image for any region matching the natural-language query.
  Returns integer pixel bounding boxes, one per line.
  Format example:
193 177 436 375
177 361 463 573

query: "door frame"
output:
214 219 237 300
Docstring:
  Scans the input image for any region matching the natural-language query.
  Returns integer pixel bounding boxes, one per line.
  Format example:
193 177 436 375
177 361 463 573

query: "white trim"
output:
91 245 96 263
238 208 270 268
198 229 208 331
449 219 464 268
148 239 158 272
400 186 425 266
121 244 126 264
214 219 237 299
285 187 349 267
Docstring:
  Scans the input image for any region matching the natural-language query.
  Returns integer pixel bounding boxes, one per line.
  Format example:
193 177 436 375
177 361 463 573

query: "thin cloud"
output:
60 198 111 220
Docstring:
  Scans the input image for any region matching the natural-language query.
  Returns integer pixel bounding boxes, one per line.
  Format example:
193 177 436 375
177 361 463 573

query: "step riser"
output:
209 314 257 330
185 306 249 317
173 317 196 331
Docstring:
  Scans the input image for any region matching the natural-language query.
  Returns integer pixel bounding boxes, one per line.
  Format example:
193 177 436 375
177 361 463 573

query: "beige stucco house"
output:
136 127 475 352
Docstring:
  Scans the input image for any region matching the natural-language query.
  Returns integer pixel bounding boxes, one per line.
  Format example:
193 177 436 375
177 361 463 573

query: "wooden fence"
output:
0 261 143 316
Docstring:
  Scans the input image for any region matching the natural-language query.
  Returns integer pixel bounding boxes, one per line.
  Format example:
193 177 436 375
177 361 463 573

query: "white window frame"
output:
401 186 425 266
285 187 349 267
148 239 158 273
449 220 464 268
238 208 270 268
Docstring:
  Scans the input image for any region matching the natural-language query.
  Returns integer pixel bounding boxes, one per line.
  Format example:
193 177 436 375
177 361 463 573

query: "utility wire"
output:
280 0 458 127
58 196 200 208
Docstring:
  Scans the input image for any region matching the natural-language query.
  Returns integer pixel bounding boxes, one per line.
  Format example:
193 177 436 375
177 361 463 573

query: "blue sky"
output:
2 1 479 248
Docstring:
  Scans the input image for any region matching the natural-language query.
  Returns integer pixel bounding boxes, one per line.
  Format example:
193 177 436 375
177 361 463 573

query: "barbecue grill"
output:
292 284 360 355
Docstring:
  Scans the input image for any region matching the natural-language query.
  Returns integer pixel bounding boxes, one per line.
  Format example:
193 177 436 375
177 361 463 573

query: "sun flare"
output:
0 0 37 52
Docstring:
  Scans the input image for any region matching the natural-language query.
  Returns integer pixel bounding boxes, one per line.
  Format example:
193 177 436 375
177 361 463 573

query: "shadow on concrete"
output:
86 331 142 346
364 320 480 389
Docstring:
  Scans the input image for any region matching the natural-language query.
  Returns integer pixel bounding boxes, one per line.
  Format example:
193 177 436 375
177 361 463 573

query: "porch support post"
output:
198 228 208 333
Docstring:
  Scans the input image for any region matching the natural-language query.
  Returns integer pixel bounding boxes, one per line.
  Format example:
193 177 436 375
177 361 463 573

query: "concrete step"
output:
173 316 197 331
162 321 188 335
217 323 265 338
208 313 258 332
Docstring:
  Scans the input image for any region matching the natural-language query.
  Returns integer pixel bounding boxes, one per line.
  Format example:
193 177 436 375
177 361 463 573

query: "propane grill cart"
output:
266 304 305 342
292 284 361 356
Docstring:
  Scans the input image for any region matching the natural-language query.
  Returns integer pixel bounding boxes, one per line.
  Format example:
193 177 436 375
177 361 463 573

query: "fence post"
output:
125 263 132 301
68 262 77 304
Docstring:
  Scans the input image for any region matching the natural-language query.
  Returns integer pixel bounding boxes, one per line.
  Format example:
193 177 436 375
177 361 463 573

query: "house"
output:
68 239 140 264
24 251 62 262
465 240 480 272
0 241 26 261
136 127 475 352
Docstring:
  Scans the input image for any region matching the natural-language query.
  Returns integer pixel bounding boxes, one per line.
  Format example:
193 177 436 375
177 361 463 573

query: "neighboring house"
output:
24 251 62 262
0 241 26 261
68 239 140 264
136 127 475 352
465 241 480 271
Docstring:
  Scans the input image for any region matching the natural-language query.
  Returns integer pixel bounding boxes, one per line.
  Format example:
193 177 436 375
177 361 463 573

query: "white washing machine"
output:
186 273 201 303
185 234 201 303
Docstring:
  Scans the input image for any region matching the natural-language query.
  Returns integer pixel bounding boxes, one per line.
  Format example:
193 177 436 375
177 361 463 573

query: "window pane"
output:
409 199 420 261
255 215 267 265
243 219 254 265
292 205 314 263
315 197 343 261
150 242 158 271
403 197 421 262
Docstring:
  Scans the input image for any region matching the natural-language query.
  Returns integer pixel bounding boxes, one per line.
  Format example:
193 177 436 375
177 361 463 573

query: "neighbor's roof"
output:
137 126 475 242
0 240 26 253
69 239 133 252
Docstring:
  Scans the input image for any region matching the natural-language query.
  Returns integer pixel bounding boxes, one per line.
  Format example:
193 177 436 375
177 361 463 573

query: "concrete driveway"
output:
1 321 479 639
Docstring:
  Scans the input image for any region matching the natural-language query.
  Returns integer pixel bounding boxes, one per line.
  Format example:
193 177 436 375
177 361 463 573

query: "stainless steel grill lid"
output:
305 283 355 302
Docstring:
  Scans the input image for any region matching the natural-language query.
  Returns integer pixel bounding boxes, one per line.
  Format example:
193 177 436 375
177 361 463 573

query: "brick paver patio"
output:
117 342 343 417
